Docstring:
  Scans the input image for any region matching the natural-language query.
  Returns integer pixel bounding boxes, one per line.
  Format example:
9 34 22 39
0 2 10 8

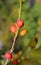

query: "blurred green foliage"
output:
0 0 41 65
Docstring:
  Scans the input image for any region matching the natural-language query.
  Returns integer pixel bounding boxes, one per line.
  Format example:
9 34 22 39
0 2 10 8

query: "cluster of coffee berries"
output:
4 19 28 65
10 19 24 33
4 19 24 65
5 50 26 65
5 52 18 65
10 19 28 36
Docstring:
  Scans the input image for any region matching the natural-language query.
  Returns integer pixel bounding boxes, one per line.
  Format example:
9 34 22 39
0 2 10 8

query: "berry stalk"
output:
18 0 23 19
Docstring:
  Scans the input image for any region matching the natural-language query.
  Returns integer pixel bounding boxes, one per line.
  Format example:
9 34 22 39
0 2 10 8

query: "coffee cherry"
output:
20 29 28 36
5 52 12 60
10 24 17 33
18 59 21 62
14 54 19 59
16 19 24 28
21 55 26 61
1 60 4 65
31 38 38 48
13 60 18 65
18 51 22 55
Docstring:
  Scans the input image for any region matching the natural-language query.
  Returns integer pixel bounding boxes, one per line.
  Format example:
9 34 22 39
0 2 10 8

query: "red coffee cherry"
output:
10 24 17 33
13 60 18 65
5 52 12 60
16 19 24 28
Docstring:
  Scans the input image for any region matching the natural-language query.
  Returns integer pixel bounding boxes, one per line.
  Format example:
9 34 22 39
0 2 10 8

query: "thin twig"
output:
4 59 8 65
4 32 18 65
10 36 17 53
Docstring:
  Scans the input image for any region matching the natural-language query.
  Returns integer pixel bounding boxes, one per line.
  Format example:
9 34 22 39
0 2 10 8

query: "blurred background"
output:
0 0 41 65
